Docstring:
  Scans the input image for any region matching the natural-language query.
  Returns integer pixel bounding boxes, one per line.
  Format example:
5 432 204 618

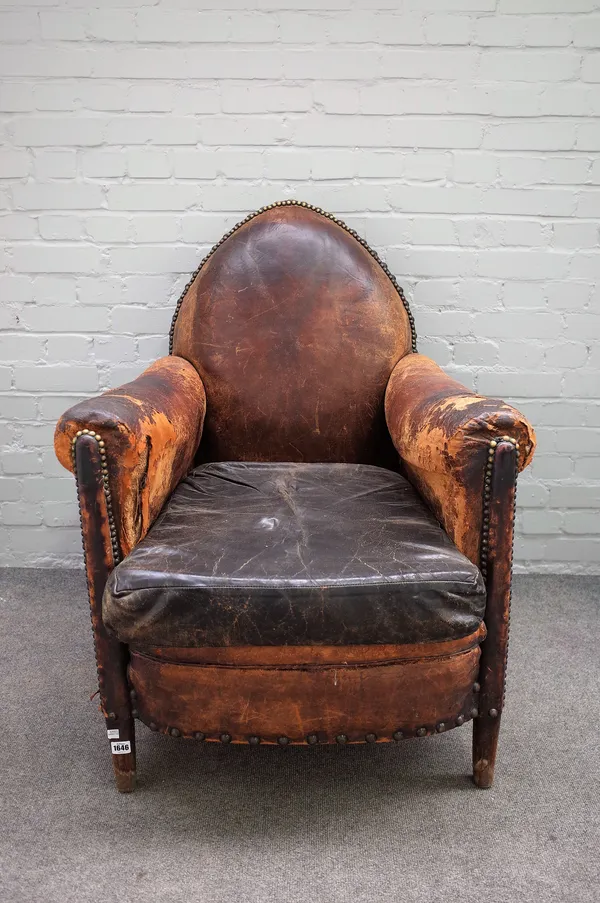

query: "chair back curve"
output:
170 201 416 465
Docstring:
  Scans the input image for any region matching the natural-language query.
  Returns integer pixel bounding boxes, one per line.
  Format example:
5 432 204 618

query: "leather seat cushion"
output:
103 462 486 647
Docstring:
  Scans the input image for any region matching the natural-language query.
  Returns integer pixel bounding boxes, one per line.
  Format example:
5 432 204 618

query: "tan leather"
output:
384 354 536 565
54 357 206 557
172 204 412 465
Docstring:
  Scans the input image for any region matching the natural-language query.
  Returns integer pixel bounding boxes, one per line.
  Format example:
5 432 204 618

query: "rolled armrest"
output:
55 356 206 557
384 354 535 565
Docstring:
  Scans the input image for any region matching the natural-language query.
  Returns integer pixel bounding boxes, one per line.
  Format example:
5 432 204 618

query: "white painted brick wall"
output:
0 0 599 572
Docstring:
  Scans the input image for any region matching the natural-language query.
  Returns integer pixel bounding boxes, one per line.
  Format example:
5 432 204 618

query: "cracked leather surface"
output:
385 354 536 566
103 462 486 647
172 204 412 467
54 356 206 557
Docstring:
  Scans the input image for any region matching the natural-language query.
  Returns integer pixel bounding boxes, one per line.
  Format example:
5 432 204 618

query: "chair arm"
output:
55 356 206 558
384 354 535 566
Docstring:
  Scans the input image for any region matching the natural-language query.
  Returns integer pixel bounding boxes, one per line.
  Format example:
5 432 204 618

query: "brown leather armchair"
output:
55 200 535 793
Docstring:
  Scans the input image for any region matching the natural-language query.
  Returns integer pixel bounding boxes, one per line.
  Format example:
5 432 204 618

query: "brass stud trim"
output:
392 730 403 741
365 733 377 743
306 734 318 745
169 727 180 738
277 736 290 746
248 735 261 746
489 708 499 719
220 733 232 744
168 200 417 354
436 723 446 733
416 727 427 737
149 722 158 732
336 734 348 745
194 731 206 741
456 715 465 726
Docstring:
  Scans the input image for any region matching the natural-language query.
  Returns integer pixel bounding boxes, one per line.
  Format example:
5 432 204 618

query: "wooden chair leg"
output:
472 712 501 789
109 713 136 793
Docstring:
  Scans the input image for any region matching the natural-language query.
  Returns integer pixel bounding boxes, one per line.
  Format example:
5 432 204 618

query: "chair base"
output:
127 634 482 746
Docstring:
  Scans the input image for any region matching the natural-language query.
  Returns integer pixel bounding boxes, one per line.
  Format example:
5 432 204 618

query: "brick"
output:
0 215 37 240
0 478 21 502
389 118 483 149
19 307 109 333
40 11 86 40
32 276 77 306
105 117 199 146
477 371 562 398
93 335 137 364
14 365 98 392
0 150 30 178
38 216 82 241
127 150 172 179
0 83 33 112
47 335 91 362
1 503 42 526
546 343 588 368
10 118 104 147
12 184 104 211
11 245 102 274
563 511 600 535
0 336 44 362
479 51 580 82
81 151 127 178
107 184 198 211
1 450 42 475
111 306 173 335
136 9 230 42
85 216 132 244
0 10 38 41
42 501 79 528
550 486 600 509
23 478 76 503
484 122 576 151
131 216 180 244
127 85 174 113
88 10 136 41
33 151 77 180
522 510 562 535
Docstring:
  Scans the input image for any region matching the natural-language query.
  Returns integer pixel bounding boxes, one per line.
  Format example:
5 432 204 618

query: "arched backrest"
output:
171 201 415 465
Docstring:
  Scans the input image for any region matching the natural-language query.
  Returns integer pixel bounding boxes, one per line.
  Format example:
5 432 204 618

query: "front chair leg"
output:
473 712 501 789
109 710 136 793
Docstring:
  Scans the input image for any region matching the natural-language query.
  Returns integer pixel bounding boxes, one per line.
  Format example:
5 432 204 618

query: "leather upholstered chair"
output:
55 200 535 793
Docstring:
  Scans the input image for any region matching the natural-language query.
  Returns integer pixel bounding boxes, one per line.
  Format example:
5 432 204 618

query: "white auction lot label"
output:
107 729 119 739
111 740 131 755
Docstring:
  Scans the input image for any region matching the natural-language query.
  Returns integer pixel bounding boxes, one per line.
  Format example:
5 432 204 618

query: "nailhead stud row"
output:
150 715 476 744
168 199 417 355
71 430 121 566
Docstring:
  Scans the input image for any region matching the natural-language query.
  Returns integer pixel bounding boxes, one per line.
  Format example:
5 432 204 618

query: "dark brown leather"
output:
385 354 536 565
103 462 486 648
55 357 206 557
172 205 412 466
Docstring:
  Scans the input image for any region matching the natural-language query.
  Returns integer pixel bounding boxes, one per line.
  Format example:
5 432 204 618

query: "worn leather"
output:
385 354 536 565
54 357 206 557
172 204 412 466
103 462 486 647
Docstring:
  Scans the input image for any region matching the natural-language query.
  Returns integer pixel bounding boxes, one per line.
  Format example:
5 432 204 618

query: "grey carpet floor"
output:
0 569 598 903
